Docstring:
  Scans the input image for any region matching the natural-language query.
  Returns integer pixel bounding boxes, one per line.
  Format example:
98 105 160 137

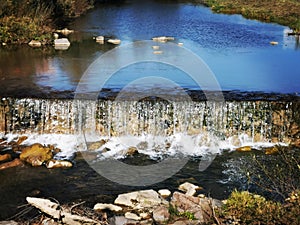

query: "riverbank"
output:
200 0 300 32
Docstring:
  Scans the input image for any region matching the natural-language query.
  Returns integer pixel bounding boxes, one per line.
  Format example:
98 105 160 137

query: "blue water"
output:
0 0 299 96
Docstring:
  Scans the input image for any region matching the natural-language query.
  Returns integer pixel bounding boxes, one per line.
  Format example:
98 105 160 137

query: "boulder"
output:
95 36 104 43
178 182 201 196
94 203 122 212
264 146 279 155
16 136 28 145
54 38 71 50
20 143 53 166
0 158 23 170
87 139 107 151
107 39 121 45
236 146 252 152
158 189 171 198
114 189 162 209
124 212 141 221
171 192 219 223
126 146 138 156
46 159 73 169
152 205 170 224
56 28 74 35
0 154 12 163
28 40 42 47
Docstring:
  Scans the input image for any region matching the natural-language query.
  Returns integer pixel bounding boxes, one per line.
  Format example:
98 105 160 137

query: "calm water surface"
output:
0 0 299 96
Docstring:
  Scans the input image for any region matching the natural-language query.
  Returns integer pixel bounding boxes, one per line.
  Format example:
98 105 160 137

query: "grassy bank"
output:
201 0 300 32
0 0 95 44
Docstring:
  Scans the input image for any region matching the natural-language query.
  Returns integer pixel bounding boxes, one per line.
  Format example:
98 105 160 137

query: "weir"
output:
0 98 299 147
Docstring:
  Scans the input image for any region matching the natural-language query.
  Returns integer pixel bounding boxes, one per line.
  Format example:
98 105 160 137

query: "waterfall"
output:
0 98 299 151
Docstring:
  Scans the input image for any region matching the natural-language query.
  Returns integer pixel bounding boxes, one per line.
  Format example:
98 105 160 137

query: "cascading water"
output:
0 97 299 159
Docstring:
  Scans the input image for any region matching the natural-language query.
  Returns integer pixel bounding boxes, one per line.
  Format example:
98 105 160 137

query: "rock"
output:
270 41 279 45
124 212 141 221
28 40 42 47
126 146 138 156
114 189 162 209
16 136 28 145
95 36 104 43
87 139 106 151
107 39 121 45
152 45 160 50
27 197 99 225
46 159 73 169
178 42 184 46
56 28 74 35
0 154 12 163
158 189 171 198
20 143 53 166
137 141 148 150
94 203 122 212
178 182 201 196
54 38 71 50
108 216 137 225
264 146 279 155
0 158 23 170
53 33 59 39
0 221 18 225
236 146 252 152
153 50 163 54
152 205 170 224
42 218 59 225
152 36 174 42
139 212 151 220
171 192 216 223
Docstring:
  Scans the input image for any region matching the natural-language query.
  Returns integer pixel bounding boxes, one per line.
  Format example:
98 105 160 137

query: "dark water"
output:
0 0 300 97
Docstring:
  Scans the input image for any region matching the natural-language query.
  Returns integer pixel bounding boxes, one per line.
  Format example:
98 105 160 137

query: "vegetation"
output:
217 190 300 225
0 0 95 44
201 0 300 32
168 204 196 221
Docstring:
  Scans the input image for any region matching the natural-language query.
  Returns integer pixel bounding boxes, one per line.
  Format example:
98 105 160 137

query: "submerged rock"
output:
56 28 74 35
88 139 107 151
20 143 53 166
54 38 71 50
126 146 138 156
178 182 201 196
95 36 104 44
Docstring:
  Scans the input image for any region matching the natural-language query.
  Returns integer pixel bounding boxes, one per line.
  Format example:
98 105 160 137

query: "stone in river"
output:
0 158 23 170
28 40 42 47
264 146 279 155
158 189 171 198
46 159 73 169
178 182 201 196
126 146 138 156
236 146 252 152
0 154 12 163
20 143 53 166
107 39 121 45
87 139 107 151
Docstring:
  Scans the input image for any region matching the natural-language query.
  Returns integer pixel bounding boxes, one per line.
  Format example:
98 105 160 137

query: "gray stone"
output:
152 206 170 224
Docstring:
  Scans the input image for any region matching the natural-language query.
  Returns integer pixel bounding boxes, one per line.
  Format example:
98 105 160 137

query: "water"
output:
0 0 299 96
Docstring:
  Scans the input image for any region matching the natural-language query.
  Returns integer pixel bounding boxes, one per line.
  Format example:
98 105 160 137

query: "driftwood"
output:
26 197 101 225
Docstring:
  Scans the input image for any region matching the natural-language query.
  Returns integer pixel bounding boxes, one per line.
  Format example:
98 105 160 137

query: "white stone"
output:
28 40 42 47
178 42 184 46
178 182 201 196
153 50 163 54
152 36 174 42
46 159 72 169
152 45 160 50
107 39 121 44
158 189 171 198
53 33 59 39
124 212 141 221
139 212 151 219
54 38 70 47
114 189 162 209
56 28 74 35
93 203 122 212
95 36 104 43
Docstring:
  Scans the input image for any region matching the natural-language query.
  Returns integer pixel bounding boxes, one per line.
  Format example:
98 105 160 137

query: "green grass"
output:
201 0 300 31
